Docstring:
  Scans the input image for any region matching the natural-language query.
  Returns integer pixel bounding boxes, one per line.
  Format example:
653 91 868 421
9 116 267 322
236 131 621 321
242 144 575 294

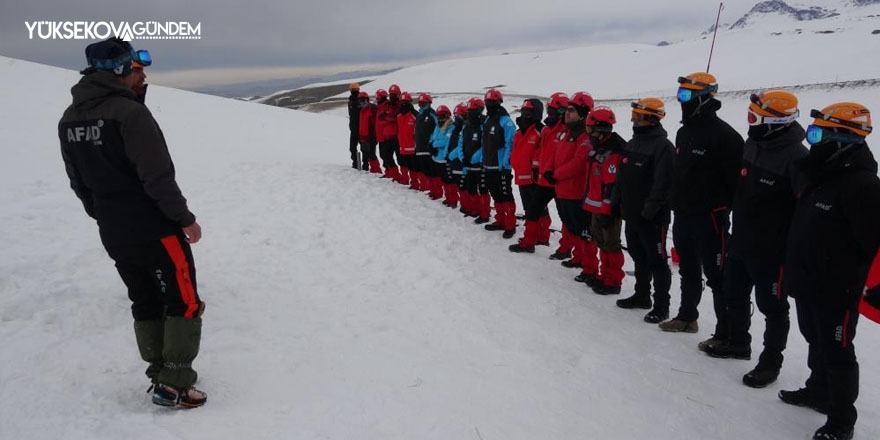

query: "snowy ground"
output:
3 46 880 440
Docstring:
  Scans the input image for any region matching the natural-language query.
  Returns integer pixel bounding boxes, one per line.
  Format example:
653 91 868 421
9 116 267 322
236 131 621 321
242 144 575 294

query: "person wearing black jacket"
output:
414 94 438 193
661 72 744 339
461 99 490 221
779 102 880 440
347 83 361 168
445 103 467 209
58 38 206 408
481 89 518 237
614 98 674 323
704 91 808 390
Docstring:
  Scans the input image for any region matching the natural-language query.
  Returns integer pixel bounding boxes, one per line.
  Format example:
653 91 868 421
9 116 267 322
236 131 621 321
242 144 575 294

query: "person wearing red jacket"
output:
397 92 418 188
509 93 568 253
541 93 596 276
581 107 627 295
357 92 381 174
375 89 400 180
381 85 405 183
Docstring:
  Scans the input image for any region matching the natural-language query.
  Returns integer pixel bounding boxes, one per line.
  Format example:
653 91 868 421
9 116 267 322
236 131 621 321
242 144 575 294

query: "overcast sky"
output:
0 0 758 88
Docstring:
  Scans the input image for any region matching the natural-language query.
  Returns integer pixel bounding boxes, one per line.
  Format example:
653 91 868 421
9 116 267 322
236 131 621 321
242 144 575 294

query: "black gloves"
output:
429 146 439 156
543 171 556 184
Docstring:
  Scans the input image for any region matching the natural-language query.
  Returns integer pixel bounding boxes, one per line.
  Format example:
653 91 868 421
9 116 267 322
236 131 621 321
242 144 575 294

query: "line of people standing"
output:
346 73 880 440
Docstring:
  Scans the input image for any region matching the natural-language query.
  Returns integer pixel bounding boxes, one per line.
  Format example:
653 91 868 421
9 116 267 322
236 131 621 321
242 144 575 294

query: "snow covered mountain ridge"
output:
730 1 839 29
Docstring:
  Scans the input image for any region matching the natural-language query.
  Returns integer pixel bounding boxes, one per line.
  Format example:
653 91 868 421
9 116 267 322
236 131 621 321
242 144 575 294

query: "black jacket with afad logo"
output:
728 123 808 264
785 143 880 305
671 100 745 216
615 124 674 223
58 71 195 245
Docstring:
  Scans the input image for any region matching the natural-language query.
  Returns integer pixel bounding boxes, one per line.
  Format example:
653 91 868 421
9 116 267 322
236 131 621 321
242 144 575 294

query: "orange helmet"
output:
810 102 872 137
631 97 666 120
748 90 799 126
349 82 360 91
677 72 717 103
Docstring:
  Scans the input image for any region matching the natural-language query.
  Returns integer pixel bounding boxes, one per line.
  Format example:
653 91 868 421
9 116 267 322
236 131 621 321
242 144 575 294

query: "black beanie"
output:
82 37 134 76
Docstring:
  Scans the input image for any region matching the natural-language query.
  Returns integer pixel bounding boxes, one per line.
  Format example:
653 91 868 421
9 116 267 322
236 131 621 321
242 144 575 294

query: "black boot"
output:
484 223 505 231
474 217 490 224
616 293 652 309
548 250 571 260
742 366 780 388
812 424 854 440
560 259 580 268
508 242 535 253
574 273 597 285
502 229 517 239
778 388 830 414
592 284 621 295
644 308 669 324
705 341 752 360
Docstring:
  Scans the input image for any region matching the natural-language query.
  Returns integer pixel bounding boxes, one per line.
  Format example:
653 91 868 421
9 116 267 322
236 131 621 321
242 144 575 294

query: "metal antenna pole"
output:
707 2 724 72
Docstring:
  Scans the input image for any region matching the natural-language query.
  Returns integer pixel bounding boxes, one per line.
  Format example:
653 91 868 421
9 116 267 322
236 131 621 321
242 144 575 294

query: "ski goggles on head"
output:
809 109 872 135
747 93 798 125
630 101 665 117
133 49 152 67
677 87 716 103
805 124 865 145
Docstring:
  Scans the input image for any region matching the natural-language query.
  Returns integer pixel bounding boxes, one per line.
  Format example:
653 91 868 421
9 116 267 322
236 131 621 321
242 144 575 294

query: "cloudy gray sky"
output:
0 0 757 89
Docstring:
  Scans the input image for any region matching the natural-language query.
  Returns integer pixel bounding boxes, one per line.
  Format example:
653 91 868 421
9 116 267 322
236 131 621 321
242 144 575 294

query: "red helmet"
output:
570 92 594 113
454 102 468 116
484 88 503 102
548 92 570 110
400 91 413 102
389 84 401 95
357 91 369 99
468 98 485 110
436 105 451 116
418 93 433 104
376 89 388 100
586 106 616 132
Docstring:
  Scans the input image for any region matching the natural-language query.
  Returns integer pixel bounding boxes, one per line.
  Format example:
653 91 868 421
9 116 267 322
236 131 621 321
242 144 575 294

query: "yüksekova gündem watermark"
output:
25 21 201 41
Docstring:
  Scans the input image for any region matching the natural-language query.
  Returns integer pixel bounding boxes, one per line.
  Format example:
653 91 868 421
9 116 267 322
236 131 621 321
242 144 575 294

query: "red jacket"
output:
359 103 377 143
397 111 416 155
375 100 389 142
511 124 542 185
379 99 401 141
536 121 567 187
582 147 623 215
548 126 591 199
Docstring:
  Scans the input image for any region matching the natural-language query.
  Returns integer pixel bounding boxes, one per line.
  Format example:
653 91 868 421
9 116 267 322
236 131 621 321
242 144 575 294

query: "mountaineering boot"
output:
134 319 164 386
697 336 727 353
616 293 652 309
812 424 854 440
742 366 780 388
659 318 699 333
704 341 752 360
778 388 830 414
592 284 621 295
154 316 204 407
644 308 669 324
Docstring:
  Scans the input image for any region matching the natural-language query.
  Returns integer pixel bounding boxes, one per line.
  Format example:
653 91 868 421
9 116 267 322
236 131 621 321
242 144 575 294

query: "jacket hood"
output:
71 71 137 110
632 123 668 139
752 122 806 151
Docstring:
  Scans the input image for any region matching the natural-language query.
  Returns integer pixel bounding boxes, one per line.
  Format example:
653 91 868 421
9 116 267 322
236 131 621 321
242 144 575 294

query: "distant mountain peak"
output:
850 0 880 5
730 1 839 29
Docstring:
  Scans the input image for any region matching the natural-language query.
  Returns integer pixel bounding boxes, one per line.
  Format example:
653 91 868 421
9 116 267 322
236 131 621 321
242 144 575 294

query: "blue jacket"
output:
430 120 455 162
482 107 516 170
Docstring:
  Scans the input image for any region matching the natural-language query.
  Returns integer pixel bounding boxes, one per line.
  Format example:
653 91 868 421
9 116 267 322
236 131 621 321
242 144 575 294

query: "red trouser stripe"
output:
842 310 851 348
777 266 785 300
160 235 199 319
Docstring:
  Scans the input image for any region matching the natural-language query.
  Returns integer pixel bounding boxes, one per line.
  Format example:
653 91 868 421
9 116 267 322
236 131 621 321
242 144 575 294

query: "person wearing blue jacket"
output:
414 93 438 193
481 89 518 238
429 105 455 202
444 103 468 209
460 98 489 221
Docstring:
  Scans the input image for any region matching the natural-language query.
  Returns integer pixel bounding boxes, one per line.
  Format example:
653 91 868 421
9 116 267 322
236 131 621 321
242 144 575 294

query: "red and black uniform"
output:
358 101 381 173
785 142 880 432
516 116 568 250
414 106 437 192
379 97 402 180
582 132 626 288
671 99 744 329
396 103 417 186
447 115 466 203
615 123 674 312
722 123 808 371
58 71 201 321
546 124 594 270
482 103 517 233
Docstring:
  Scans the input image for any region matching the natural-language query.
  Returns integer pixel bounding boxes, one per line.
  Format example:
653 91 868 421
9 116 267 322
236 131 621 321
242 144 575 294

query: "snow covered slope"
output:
1 49 880 440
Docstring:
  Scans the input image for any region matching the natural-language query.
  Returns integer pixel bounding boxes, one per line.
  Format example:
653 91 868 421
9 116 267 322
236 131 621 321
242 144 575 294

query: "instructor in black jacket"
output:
58 38 206 408
662 72 744 340
780 102 880 440
704 90 808 390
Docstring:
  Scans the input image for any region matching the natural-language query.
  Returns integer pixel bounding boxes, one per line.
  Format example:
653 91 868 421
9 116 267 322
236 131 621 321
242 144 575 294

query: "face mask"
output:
806 140 839 167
